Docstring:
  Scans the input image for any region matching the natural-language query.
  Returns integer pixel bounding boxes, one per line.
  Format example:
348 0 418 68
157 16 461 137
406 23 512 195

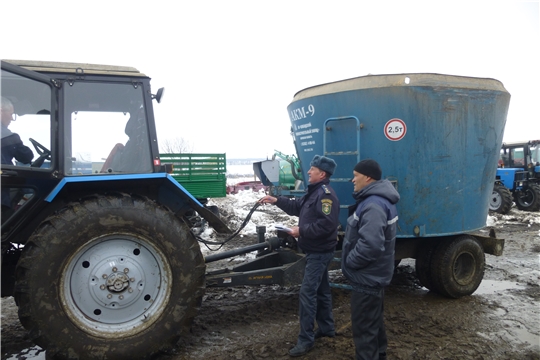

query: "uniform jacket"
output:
275 179 339 253
341 179 400 289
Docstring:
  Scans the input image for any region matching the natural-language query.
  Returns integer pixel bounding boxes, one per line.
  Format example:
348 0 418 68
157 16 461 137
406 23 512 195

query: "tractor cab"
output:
530 142 540 166
1 60 167 236
499 140 540 169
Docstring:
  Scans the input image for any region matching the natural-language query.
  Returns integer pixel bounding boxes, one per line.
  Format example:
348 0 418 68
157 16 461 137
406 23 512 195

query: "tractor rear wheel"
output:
489 183 513 214
514 183 540 211
429 235 485 298
15 193 205 360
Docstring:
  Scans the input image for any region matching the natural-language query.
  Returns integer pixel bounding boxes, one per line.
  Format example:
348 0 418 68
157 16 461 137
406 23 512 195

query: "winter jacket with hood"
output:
341 179 400 290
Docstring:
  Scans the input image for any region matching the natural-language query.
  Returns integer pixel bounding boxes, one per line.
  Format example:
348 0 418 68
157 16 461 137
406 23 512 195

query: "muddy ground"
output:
1 205 540 360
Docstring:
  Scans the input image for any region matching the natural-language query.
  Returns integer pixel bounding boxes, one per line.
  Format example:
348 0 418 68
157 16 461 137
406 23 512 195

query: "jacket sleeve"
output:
2 133 34 164
345 202 387 270
299 192 339 240
275 196 302 217
14 143 34 164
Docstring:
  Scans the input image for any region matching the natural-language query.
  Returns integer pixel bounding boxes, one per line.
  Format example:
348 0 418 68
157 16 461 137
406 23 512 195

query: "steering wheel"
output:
29 138 52 168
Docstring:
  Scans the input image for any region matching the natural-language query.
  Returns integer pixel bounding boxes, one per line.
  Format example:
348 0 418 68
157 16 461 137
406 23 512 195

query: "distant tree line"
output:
159 137 193 154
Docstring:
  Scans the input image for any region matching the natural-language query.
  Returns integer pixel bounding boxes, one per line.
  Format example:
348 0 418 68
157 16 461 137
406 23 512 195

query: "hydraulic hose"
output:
194 201 262 251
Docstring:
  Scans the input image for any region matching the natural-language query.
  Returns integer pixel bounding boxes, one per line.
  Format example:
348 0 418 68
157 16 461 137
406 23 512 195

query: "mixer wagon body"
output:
286 73 510 297
287 73 510 238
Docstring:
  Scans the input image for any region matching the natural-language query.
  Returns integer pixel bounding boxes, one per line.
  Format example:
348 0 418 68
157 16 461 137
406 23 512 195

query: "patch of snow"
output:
486 215 498 226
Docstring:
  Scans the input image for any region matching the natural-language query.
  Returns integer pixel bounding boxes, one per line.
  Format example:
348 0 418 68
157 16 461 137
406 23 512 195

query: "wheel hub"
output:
490 193 502 208
89 256 145 308
63 236 169 329
106 270 130 293
453 252 476 286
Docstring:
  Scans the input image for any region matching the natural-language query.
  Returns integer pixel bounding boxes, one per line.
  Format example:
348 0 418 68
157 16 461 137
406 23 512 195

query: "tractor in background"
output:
490 140 540 214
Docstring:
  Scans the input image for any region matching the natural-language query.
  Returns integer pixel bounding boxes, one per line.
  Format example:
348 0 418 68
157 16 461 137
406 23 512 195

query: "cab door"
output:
1 61 57 241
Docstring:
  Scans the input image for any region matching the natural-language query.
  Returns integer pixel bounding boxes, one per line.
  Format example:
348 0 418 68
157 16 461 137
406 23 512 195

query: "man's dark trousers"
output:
351 288 388 360
297 251 335 347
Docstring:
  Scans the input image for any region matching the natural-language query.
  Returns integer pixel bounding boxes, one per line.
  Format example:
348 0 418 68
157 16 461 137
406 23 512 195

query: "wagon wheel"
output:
429 235 485 298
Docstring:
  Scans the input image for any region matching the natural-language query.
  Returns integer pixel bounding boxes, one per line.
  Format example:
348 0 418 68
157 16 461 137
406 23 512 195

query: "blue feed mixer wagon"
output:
286 73 510 298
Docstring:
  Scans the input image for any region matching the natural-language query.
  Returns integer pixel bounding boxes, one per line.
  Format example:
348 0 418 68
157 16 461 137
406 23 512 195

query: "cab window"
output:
63 82 152 175
1 69 51 168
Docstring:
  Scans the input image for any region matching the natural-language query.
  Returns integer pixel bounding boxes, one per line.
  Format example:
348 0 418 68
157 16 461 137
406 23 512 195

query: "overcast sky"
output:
1 1 538 159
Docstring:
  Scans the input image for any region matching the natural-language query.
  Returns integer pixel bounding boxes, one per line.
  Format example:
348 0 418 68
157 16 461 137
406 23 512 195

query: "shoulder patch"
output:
321 184 331 194
321 198 333 215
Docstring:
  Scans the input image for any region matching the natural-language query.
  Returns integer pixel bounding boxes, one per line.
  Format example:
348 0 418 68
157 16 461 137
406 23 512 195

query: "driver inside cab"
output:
1 96 35 220
1 96 33 166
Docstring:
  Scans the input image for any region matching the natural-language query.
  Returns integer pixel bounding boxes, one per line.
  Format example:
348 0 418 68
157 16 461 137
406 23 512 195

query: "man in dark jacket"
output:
341 159 400 360
259 155 340 357
1 96 34 216
1 97 33 166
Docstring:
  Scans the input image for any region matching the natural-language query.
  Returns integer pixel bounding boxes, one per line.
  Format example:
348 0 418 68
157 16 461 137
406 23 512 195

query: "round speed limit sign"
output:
384 118 407 141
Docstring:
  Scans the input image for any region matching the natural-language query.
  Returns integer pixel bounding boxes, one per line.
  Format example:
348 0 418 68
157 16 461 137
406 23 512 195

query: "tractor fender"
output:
45 173 232 234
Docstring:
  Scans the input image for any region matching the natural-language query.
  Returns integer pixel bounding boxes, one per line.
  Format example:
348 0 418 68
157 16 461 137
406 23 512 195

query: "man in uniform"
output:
259 154 340 357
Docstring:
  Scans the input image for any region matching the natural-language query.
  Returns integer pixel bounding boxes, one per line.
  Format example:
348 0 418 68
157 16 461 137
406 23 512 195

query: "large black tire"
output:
414 240 439 292
514 183 540 211
429 235 485 298
14 193 205 360
489 183 513 214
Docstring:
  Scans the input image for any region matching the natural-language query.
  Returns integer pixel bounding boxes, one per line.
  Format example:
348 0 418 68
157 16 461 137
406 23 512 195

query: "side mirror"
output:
152 87 165 103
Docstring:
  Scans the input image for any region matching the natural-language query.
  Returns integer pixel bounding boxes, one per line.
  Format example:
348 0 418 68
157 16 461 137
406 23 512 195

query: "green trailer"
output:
160 153 227 200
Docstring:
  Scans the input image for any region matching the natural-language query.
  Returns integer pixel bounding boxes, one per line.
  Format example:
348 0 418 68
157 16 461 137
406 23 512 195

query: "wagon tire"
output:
14 193 205 360
414 240 438 291
489 183 513 214
514 183 540 211
429 235 485 298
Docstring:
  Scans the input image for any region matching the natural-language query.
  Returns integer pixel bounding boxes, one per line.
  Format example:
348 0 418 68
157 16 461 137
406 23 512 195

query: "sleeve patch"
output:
321 199 333 215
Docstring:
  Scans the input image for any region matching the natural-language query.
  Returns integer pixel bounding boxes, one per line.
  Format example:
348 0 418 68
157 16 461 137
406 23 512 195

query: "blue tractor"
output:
1 60 235 359
489 140 540 214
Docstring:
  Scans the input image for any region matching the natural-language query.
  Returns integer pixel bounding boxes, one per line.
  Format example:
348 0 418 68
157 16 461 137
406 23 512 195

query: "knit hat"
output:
354 159 382 180
310 155 337 175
